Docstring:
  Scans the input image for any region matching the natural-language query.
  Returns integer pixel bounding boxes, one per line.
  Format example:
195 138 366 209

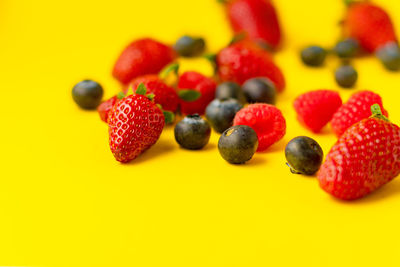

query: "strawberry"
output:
318 104 400 200
108 85 165 163
178 71 217 115
112 38 176 85
343 2 397 53
331 90 388 137
222 0 282 49
294 90 342 133
216 41 285 91
128 75 179 113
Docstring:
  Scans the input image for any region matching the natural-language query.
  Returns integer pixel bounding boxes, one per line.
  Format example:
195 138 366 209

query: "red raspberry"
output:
331 90 388 136
97 96 119 123
294 90 342 133
178 71 217 115
129 75 179 112
233 103 286 151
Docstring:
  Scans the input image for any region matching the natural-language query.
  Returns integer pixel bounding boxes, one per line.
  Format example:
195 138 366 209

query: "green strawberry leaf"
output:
203 53 217 64
229 32 247 46
136 83 147 95
146 93 155 101
117 91 126 100
163 111 175 124
178 89 201 102
156 104 163 110
160 63 180 80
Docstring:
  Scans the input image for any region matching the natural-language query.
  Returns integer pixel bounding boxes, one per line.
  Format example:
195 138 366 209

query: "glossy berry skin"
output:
285 136 323 175
376 42 400 71
233 103 286 152
331 91 388 137
335 65 358 88
217 42 285 91
129 75 179 112
294 90 342 133
72 80 104 110
301 46 326 67
98 95 119 123
174 36 205 57
334 38 359 58
343 2 397 53
205 98 243 133
318 115 400 200
174 115 211 150
242 77 276 104
178 72 217 115
112 38 176 84
225 0 281 49
108 94 164 163
215 82 245 103
218 125 258 164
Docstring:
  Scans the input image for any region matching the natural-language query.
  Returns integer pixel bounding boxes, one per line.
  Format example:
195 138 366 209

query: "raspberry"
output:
178 71 217 115
233 103 286 151
97 95 119 123
294 90 342 133
331 90 388 136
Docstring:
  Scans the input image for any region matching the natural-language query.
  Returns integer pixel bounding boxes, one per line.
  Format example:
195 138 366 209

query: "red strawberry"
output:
108 86 165 163
128 75 179 113
343 2 397 52
294 90 342 133
178 71 217 115
233 103 286 151
216 41 285 91
98 96 119 123
112 38 176 84
224 0 282 49
318 104 400 200
331 90 388 137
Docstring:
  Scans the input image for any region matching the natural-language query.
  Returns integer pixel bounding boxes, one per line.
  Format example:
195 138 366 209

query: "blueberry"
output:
72 80 104 109
174 114 211 150
205 98 243 133
335 65 358 88
334 38 359 58
215 82 245 103
218 125 258 164
242 77 276 104
376 42 400 71
174 36 206 57
285 136 323 175
301 46 327 67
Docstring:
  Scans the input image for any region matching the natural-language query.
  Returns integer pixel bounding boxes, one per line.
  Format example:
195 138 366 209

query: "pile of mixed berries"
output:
72 0 400 201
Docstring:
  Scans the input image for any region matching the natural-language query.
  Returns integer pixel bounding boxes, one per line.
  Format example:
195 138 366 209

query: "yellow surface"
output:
1 0 400 266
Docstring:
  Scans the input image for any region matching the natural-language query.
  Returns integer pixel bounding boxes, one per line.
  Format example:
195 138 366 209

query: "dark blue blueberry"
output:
301 46 327 67
205 98 243 133
334 38 359 58
174 114 211 150
218 125 258 164
242 77 276 104
376 42 400 71
72 80 104 109
285 136 323 175
335 65 358 88
215 82 245 103
174 36 206 57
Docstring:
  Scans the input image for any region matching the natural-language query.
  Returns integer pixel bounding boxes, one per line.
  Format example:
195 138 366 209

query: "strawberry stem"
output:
135 83 147 95
371 104 389 122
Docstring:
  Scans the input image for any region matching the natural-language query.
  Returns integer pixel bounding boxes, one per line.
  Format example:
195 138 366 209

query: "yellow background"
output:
1 0 400 266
